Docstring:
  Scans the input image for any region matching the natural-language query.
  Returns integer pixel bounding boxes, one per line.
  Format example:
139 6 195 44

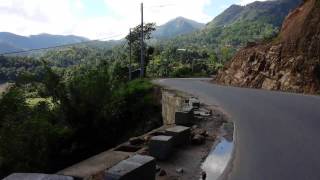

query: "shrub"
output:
0 88 71 177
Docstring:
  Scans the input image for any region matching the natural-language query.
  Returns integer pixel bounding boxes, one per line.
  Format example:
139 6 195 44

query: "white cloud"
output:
0 0 214 39
104 0 212 25
74 0 85 11
71 16 128 40
0 0 75 36
0 0 270 40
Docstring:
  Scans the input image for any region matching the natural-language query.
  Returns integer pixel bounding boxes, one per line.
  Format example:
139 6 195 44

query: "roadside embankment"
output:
4 87 234 180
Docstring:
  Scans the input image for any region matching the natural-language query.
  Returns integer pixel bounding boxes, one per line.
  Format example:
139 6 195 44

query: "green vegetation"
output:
147 20 280 78
163 20 278 56
147 45 222 77
148 0 301 75
0 62 162 178
26 98 54 108
317 0 320 7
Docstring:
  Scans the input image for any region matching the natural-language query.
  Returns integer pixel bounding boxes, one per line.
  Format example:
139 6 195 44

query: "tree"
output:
126 23 156 43
221 46 233 63
125 23 156 75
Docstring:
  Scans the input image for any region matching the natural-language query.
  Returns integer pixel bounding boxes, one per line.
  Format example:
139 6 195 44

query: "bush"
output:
171 66 193 77
0 88 71 177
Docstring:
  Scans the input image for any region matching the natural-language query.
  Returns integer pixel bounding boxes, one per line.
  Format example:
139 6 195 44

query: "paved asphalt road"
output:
155 78 320 180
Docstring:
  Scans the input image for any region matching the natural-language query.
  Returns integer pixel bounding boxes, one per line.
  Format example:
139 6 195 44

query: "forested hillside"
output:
208 0 302 28
0 46 116 82
162 0 302 59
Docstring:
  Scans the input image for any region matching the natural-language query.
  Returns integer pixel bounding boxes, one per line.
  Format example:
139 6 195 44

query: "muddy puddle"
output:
201 123 234 180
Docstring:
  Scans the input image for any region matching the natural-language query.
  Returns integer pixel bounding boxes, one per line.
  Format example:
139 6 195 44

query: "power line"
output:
0 33 125 56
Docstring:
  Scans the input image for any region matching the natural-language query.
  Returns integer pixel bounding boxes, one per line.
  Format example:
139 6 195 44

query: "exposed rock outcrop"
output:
215 0 320 94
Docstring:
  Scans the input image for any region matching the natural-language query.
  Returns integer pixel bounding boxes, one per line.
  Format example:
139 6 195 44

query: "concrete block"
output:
105 155 155 180
182 105 194 112
175 111 193 126
3 173 74 180
58 151 129 179
149 135 173 160
166 126 191 146
189 98 200 109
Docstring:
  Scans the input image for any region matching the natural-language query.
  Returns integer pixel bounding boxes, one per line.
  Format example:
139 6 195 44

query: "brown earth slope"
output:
215 0 320 94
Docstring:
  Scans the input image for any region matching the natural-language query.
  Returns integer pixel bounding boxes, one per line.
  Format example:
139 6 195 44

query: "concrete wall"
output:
161 91 185 125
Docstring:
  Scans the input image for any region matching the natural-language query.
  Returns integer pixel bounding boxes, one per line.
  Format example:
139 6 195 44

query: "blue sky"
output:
205 0 238 17
0 0 267 39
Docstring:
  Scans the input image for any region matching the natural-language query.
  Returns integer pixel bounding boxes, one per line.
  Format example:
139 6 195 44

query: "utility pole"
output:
140 2 145 78
128 28 132 80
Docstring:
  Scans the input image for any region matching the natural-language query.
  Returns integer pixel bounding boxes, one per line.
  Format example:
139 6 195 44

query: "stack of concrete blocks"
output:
3 173 74 180
166 126 191 147
189 97 200 109
175 107 194 126
175 98 201 126
104 155 156 180
149 135 174 160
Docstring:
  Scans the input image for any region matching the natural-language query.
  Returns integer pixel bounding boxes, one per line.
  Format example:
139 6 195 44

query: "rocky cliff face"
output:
215 0 320 94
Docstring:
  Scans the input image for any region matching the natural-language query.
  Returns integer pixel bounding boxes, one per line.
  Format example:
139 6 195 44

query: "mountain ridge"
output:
0 16 204 54
0 32 89 54
153 17 205 39
208 0 302 28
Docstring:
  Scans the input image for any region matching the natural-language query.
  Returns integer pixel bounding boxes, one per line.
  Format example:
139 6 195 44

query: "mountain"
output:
0 42 21 53
208 0 303 28
166 0 303 55
153 17 205 39
0 32 89 54
215 0 320 94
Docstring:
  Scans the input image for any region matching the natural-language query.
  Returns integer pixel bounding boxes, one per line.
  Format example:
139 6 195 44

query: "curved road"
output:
155 78 320 180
